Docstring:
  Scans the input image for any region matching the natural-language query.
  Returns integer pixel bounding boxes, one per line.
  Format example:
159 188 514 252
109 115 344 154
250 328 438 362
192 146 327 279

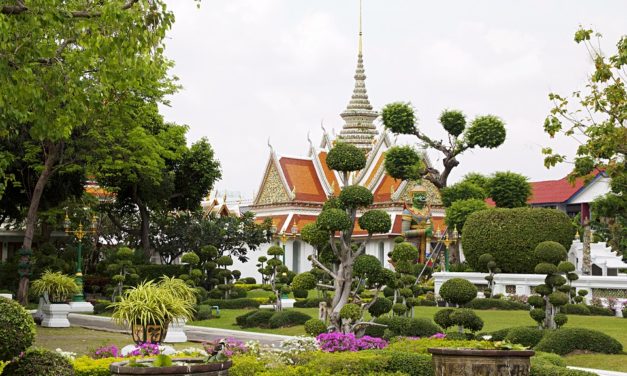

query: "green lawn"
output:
34 326 198 356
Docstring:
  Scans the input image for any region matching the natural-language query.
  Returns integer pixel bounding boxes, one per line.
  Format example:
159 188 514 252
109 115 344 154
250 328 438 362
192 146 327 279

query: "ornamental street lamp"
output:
64 212 98 303
433 226 459 272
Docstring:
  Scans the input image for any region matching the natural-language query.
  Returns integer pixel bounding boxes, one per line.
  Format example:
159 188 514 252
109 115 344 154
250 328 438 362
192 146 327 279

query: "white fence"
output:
433 272 627 304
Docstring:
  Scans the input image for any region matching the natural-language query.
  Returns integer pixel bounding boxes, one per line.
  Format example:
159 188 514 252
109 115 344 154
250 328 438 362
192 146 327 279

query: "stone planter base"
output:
41 303 71 327
428 348 534 376
110 358 232 376
164 319 187 343
69 301 94 313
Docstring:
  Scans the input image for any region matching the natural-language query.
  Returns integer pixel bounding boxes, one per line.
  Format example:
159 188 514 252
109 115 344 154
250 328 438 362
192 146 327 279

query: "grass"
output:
34 326 198 356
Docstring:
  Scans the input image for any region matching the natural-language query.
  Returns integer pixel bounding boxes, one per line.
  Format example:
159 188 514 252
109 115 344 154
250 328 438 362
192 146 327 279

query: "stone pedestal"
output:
41 303 71 327
428 348 534 376
164 318 187 343
69 301 94 313
0 293 12 300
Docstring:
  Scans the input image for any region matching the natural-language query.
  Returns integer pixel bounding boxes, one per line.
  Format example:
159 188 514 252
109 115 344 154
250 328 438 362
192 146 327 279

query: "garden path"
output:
568 367 627 376
67 313 294 346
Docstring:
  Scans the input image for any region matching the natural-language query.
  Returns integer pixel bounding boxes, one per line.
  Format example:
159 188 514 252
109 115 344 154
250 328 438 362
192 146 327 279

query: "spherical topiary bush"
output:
433 308 455 330
535 263 558 275
0 297 36 361
534 241 567 265
384 146 424 181
392 303 408 315
326 142 366 172
339 185 373 208
2 348 73 376
300 223 329 250
504 326 545 348
450 308 484 332
462 208 575 273
216 255 233 266
381 102 416 134
439 109 467 137
181 252 200 266
527 295 545 308
304 318 328 337
293 289 308 299
353 255 382 277
358 210 392 234
391 242 419 263
535 328 623 355
317 208 352 232
530 308 546 325
368 297 393 317
292 272 317 291
439 278 477 306
267 245 284 257
465 115 506 148
339 303 362 321
554 313 568 328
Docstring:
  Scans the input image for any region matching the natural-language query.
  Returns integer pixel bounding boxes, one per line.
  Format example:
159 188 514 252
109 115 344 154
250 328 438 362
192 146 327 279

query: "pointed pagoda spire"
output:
339 0 379 153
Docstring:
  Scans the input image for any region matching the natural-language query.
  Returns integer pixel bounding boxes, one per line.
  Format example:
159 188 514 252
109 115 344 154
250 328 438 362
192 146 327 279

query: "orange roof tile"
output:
364 153 386 187
373 175 401 202
279 157 327 202
255 215 288 231
285 214 318 234
318 151 339 196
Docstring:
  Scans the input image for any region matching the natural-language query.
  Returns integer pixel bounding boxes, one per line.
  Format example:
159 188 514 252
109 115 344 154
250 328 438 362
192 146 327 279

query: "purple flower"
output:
93 345 120 359
316 332 388 352
128 342 160 357
429 333 447 339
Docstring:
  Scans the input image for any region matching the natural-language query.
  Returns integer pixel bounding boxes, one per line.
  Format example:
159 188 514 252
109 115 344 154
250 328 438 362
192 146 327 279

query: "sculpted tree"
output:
382 105 506 189
309 143 392 331
0 0 180 304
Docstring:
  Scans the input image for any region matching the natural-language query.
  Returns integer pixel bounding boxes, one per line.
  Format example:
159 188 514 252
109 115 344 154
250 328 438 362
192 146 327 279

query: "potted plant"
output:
31 271 79 327
428 340 534 375
110 279 195 344
160 277 197 343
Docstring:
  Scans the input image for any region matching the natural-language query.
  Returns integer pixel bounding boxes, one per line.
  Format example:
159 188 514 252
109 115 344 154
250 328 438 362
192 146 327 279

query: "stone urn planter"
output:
164 318 187 343
41 303 71 328
428 348 534 376
110 358 232 376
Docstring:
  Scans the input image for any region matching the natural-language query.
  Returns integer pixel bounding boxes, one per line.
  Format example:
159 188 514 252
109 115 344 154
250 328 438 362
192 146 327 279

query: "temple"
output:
237 8 445 280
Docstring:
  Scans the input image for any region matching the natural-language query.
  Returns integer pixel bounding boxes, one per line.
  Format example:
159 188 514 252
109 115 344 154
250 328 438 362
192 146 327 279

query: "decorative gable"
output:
255 160 292 205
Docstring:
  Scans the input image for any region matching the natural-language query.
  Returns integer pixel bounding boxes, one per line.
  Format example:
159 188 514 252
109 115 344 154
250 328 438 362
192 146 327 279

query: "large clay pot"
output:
428 348 534 376
132 323 169 344
110 358 232 376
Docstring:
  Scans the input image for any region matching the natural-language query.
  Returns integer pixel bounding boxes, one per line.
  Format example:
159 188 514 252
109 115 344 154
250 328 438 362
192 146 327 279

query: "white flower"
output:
482 335 493 341
55 348 77 361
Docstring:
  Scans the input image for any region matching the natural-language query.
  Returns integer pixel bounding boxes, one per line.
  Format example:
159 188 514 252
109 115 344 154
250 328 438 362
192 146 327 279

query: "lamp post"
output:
64 212 98 303
433 226 459 272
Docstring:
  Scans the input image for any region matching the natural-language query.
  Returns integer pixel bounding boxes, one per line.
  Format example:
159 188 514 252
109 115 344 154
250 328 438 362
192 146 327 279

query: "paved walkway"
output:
68 313 294 346
568 366 627 376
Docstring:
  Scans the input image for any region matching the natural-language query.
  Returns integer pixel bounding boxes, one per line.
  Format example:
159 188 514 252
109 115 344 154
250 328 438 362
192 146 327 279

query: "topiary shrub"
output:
465 298 529 311
2 348 73 376
368 297 393 317
304 318 328 337
450 308 484 333
293 297 330 308
0 297 36 361
478 327 513 341
535 328 623 355
386 351 433 376
201 298 260 309
293 289 308 299
368 316 441 338
340 303 362 321
462 208 575 273
291 272 317 291
339 185 374 209
504 326 545 348
242 310 275 328
439 278 477 306
406 318 442 338
268 310 312 328
561 304 590 316
326 143 367 172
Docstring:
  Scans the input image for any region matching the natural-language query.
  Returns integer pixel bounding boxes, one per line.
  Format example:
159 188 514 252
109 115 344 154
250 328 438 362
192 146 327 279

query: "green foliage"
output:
237 310 275 328
294 297 330 308
292 272 317 291
384 146 424 181
392 303 408 315
465 115 507 148
382 102 416 134
505 327 545 348
535 328 623 355
534 241 567 265
527 295 545 308
358 210 392 234
439 278 477 306
268 310 312 328
450 308 484 332
433 308 455 329
0 297 35 361
301 223 329 250
530 308 546 324
439 109 467 137
340 303 362 321
2 348 73 376
391 242 419 263
354 255 383 277
304 318 328 336
586 305 614 316
548 292 569 307
386 352 433 376
339 185 374 208
464 298 528 311
135 264 186 281
462 208 575 273
31 270 79 303
535 263 558 275
326 143 367 172
267 246 284 257
554 313 568 328
441 182 487 207
369 316 441 338
445 199 488 232
489 171 532 208
368 297 393 317
317 208 352 232
181 252 200 266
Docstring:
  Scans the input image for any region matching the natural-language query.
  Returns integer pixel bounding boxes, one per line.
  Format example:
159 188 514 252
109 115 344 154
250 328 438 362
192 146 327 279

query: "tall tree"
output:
542 28 626 255
1 0 178 304
382 105 506 189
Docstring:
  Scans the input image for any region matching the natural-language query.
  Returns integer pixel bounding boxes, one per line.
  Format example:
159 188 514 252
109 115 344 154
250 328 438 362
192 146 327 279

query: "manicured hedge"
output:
560 304 591 316
0 297 36 361
366 317 441 338
268 310 312 328
238 310 275 328
462 208 575 273
465 298 529 311
477 327 513 341
201 298 260 309
294 297 330 308
586 305 614 316
385 351 433 376
504 326 545 348
535 328 623 355
135 264 186 281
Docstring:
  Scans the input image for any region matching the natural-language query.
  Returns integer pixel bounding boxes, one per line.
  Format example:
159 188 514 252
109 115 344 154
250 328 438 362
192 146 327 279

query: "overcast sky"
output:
160 0 626 199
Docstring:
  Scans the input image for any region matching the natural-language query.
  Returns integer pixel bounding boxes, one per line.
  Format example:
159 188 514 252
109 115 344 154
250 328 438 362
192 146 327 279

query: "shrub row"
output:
135 264 186 281
561 304 613 316
365 316 441 338
535 328 623 355
200 298 260 309
236 309 312 329
464 298 529 311
531 352 595 376
294 297 330 308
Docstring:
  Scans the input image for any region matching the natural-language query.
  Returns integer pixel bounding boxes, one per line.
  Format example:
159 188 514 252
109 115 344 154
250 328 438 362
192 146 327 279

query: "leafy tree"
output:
0 0 181 305
477 253 499 298
489 171 532 208
440 181 487 207
542 28 626 254
310 143 392 332
382 105 506 189
260 245 291 311
445 199 488 234
591 193 626 254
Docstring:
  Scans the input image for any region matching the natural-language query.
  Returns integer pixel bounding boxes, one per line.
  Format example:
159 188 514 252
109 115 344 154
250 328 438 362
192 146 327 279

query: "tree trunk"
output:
136 197 151 259
17 142 61 305
329 259 354 331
